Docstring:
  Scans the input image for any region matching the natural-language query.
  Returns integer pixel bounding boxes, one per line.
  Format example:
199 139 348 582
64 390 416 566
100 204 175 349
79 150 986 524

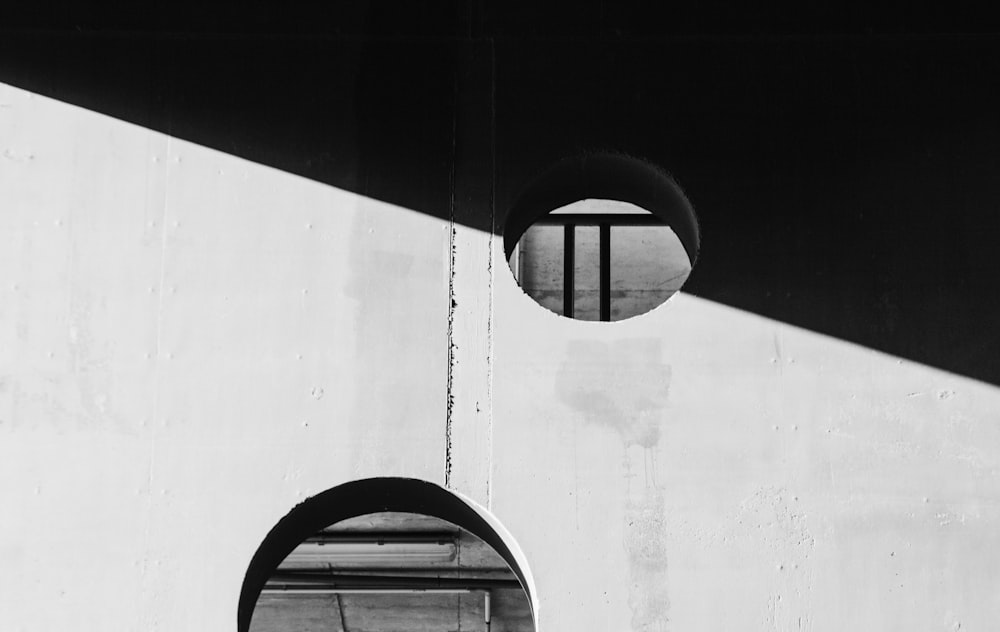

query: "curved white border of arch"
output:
448 485 541 624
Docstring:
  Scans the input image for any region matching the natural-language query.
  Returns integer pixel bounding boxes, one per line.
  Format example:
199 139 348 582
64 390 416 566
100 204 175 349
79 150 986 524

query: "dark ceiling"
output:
2 2 999 383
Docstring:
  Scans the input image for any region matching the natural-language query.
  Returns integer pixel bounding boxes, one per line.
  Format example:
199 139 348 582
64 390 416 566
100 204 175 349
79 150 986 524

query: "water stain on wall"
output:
556 338 672 630
624 488 671 631
555 339 671 446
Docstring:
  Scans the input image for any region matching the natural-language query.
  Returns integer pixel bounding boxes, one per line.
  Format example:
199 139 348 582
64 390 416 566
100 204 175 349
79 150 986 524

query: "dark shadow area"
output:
501 153 699 265
492 36 1000 385
0 3 469 225
3 3 1000 383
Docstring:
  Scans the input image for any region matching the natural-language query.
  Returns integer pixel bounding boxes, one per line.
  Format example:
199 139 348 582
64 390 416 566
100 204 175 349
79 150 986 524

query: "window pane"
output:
609 225 691 320
508 200 695 321
517 225 564 316
573 225 601 321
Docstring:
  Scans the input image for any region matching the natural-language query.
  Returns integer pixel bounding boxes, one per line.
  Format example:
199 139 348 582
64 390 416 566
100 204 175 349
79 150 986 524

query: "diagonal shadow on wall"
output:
3 3 1000 385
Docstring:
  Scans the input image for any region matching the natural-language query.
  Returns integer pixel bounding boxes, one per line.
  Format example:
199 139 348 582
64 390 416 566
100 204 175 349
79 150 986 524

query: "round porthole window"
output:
239 478 536 632
248 511 533 632
503 154 700 322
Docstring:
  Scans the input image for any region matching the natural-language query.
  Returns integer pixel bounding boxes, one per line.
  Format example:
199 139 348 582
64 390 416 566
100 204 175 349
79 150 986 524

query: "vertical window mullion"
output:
599 223 611 321
564 223 575 318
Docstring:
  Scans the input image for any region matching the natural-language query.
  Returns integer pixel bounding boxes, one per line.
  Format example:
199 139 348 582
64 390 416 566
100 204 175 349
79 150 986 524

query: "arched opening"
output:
239 478 536 632
504 153 700 321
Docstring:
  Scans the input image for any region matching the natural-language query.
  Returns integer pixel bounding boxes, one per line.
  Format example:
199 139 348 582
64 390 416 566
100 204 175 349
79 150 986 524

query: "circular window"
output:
239 478 535 632
503 155 700 322
508 199 692 321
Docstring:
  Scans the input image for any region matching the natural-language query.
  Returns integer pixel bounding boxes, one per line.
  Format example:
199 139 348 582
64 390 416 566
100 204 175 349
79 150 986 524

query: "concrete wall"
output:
0 83 449 630
3 78 1000 632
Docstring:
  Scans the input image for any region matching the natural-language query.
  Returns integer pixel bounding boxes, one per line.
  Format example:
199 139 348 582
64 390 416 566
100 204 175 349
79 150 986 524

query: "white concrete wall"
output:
493 284 1000 630
0 83 449 630
3 81 1000 631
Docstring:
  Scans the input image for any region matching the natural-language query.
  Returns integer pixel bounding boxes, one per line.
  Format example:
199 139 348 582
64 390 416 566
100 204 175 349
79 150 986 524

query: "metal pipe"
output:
599 222 611 321
484 590 492 632
263 587 474 595
305 531 457 544
564 223 575 318
266 573 522 591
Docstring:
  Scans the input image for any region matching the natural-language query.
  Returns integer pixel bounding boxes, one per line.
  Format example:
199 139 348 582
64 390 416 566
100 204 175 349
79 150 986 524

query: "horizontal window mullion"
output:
534 213 664 226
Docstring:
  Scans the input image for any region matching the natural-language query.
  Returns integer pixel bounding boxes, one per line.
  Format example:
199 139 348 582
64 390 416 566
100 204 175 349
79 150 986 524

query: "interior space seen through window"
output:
508 199 692 321
249 512 532 632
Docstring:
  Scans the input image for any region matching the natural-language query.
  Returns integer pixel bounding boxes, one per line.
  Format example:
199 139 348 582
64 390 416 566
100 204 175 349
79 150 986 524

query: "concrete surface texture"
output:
2 76 1000 632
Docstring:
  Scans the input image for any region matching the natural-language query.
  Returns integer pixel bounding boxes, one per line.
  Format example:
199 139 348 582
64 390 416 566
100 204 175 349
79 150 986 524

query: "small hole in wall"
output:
508 199 693 321
240 478 536 632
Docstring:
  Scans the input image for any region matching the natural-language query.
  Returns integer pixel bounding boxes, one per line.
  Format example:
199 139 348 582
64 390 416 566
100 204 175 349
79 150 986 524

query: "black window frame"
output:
528 212 665 321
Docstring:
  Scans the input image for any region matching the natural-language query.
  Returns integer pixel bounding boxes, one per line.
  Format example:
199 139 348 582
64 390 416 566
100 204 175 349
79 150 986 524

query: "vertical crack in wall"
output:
447 37 494 501
446 219 457 489
445 67 459 489
485 36 496 510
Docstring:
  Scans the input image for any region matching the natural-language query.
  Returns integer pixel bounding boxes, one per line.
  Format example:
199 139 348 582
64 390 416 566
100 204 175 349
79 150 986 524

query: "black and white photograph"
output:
2 3 999 630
